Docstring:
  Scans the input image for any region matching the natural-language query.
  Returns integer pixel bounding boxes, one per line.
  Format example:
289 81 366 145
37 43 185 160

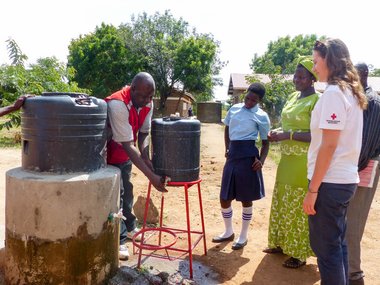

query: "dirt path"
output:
1 123 379 284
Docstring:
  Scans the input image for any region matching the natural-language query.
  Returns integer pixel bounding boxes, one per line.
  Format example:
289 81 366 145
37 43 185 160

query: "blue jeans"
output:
308 182 357 285
112 160 136 244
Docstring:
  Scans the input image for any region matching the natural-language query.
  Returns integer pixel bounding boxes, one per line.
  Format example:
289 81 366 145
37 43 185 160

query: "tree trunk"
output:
159 88 171 110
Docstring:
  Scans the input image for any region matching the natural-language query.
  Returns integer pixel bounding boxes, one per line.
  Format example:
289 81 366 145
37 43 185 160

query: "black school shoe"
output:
212 233 235 243
231 240 247 250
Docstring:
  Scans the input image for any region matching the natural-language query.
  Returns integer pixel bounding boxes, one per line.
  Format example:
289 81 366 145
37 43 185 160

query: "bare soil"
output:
1 123 379 284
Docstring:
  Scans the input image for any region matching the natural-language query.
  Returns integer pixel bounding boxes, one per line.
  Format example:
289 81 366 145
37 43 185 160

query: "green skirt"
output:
267 148 314 261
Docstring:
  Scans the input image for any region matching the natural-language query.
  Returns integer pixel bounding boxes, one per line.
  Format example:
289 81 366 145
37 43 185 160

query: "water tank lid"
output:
162 116 183 121
42 92 89 97
41 92 92 105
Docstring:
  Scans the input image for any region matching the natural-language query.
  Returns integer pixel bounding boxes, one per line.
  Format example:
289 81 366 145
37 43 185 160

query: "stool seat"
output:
134 178 207 278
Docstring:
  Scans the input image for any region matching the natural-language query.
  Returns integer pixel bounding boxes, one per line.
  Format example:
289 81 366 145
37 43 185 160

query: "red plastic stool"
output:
133 178 207 278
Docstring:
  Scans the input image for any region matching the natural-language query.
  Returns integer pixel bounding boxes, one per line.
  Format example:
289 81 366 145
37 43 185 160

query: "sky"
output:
1 0 379 100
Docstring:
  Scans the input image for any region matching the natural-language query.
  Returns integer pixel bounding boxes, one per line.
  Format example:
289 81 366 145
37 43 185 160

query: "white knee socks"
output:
236 206 253 244
218 206 234 238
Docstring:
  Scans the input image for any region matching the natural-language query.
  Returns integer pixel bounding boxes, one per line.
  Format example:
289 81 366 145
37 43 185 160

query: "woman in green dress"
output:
263 57 319 268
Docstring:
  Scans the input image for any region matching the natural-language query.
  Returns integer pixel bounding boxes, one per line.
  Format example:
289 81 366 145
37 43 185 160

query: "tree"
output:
67 23 130 98
251 34 320 74
68 11 224 105
0 39 86 130
245 74 294 127
247 34 324 125
370 68 380 77
174 35 223 97
118 10 224 107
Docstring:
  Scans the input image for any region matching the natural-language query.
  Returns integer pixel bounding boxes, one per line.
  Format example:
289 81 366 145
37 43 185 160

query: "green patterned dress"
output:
267 91 319 261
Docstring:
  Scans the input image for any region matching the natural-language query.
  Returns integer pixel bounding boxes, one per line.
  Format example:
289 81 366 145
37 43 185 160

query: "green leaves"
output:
0 39 87 130
247 34 324 126
121 11 224 106
6 38 28 67
68 23 129 98
251 34 321 74
68 11 225 106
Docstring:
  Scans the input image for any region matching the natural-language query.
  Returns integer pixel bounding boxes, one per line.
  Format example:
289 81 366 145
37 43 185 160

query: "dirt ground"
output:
1 123 379 285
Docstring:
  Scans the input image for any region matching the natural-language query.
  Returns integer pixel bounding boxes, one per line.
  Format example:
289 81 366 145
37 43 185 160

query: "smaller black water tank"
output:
21 92 107 173
196 102 222 123
152 117 201 182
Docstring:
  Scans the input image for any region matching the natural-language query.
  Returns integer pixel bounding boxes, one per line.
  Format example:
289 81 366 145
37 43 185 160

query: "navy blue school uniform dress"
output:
221 103 271 202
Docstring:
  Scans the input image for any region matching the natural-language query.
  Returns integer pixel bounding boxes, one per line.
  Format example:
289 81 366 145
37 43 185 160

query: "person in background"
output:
212 83 270 250
346 63 380 285
188 106 193 117
105 72 167 260
0 95 29 117
264 57 319 268
303 38 367 285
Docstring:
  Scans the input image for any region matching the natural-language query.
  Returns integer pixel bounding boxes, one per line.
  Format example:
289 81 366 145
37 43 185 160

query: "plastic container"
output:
151 117 200 182
21 92 107 173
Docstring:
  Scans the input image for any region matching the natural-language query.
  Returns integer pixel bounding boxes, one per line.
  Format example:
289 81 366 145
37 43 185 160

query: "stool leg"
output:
184 183 193 279
137 182 152 268
159 193 164 245
197 181 207 255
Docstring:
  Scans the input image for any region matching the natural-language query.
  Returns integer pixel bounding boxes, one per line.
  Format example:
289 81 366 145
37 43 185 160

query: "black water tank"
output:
21 92 107 173
196 102 222 123
152 117 201 182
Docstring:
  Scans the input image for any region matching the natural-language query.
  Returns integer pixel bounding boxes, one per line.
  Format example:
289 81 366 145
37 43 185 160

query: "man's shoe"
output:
212 233 235 243
349 278 364 285
119 243 130 260
127 227 141 242
231 240 247 250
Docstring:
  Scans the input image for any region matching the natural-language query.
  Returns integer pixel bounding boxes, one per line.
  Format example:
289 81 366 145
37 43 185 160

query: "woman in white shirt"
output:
303 39 367 285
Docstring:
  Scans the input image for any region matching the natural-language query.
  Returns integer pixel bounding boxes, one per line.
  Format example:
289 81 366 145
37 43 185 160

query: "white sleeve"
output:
318 89 347 130
223 108 232 126
139 102 153 133
107 100 134 143
258 112 271 140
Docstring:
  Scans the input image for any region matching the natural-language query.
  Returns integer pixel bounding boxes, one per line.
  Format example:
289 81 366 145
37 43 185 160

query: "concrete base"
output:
5 166 120 285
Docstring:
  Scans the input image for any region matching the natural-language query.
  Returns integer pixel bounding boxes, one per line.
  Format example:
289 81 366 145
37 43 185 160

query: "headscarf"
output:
297 56 318 81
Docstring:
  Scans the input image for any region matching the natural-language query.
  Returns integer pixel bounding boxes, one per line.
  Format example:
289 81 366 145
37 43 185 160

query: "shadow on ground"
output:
196 241 251 284
245 254 320 285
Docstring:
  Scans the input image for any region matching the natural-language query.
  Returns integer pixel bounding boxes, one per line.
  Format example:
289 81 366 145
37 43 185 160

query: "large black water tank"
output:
21 92 107 173
151 117 201 182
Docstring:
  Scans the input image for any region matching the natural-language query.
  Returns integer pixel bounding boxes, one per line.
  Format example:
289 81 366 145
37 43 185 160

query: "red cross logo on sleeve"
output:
331 113 337 120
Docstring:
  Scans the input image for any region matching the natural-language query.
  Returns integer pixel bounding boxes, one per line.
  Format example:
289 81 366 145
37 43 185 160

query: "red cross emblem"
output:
331 113 337 120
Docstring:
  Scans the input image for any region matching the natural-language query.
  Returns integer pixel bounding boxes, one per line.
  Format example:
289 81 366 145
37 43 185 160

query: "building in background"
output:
153 89 195 118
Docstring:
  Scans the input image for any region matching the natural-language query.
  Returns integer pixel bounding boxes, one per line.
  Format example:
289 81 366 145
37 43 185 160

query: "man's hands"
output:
0 94 34 117
142 157 167 192
150 174 168 192
13 95 28 110
142 157 154 171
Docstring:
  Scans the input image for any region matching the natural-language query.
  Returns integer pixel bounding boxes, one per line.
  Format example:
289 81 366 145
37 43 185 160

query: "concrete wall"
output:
5 166 120 285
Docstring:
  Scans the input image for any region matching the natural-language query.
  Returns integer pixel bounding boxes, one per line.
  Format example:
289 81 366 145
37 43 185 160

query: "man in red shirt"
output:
105 72 166 260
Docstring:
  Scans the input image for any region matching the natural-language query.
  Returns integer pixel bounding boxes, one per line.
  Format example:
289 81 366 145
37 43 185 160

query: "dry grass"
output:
0 119 21 148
